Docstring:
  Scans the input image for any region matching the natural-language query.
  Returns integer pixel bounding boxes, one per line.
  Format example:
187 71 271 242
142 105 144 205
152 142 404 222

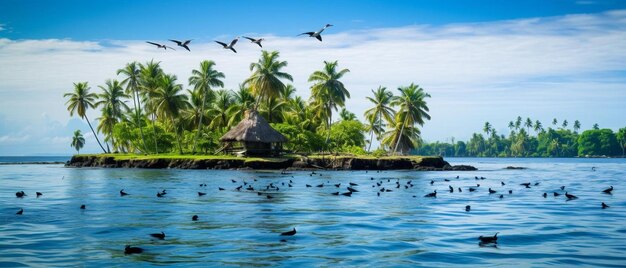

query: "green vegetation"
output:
64 50 430 156
71 130 85 154
416 118 626 157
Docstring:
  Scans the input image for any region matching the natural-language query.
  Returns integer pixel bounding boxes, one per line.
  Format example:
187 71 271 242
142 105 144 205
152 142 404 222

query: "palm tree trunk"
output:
134 88 148 153
152 113 159 154
84 114 107 153
171 115 183 154
393 114 409 155
368 129 374 152
192 89 207 154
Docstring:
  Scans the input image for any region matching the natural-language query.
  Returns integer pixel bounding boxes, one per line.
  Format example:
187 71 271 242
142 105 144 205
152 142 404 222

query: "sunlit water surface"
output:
1 157 625 267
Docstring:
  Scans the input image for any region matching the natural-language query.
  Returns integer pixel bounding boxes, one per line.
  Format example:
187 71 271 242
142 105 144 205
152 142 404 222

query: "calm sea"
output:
1 157 625 267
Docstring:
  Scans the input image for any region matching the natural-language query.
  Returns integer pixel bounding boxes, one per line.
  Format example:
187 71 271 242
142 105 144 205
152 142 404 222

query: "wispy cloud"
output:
1 10 626 154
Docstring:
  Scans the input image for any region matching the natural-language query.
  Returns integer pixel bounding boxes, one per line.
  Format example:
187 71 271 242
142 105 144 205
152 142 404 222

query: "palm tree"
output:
308 60 350 146
227 85 255 127
364 86 395 151
260 96 286 123
533 120 543 134
508 121 515 131
139 60 164 153
483 122 492 136
390 83 431 154
381 116 421 153
182 88 213 130
152 74 189 154
244 50 293 107
573 120 581 133
96 79 130 120
525 117 532 133
552 118 558 127
593 123 600 130
339 108 357 121
515 116 522 130
561 119 568 129
71 130 85 154
64 82 107 153
209 89 233 131
97 106 119 152
188 60 225 153
117 62 148 152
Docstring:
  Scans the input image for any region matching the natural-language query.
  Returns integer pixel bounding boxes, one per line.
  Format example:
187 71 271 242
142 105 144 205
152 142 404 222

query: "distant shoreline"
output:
0 161 66 165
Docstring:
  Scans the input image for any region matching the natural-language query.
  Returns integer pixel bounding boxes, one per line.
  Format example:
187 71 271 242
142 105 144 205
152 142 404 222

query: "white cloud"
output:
0 135 30 144
1 10 626 154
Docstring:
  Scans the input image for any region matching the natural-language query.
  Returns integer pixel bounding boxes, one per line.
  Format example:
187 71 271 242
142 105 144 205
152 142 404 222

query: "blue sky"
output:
1 0 626 155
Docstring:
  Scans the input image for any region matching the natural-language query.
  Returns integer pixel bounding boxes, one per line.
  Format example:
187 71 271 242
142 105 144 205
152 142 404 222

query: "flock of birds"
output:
145 24 333 53
10 167 616 254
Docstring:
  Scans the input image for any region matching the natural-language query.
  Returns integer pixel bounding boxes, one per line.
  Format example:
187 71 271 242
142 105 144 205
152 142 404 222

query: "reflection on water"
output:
1 158 626 267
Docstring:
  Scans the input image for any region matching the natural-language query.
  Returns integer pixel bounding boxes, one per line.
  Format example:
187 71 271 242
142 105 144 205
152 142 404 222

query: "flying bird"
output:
242 36 264 47
299 24 333 41
215 37 239 53
169 39 192 51
146 41 175 50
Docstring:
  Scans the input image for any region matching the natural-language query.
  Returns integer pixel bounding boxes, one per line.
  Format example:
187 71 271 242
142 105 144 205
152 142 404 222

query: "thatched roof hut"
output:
219 109 287 156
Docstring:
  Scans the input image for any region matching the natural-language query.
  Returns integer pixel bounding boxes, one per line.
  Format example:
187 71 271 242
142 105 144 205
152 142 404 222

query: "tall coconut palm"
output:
382 114 421 153
573 120 581 133
364 86 395 151
96 79 130 120
97 106 119 152
139 60 164 153
534 120 543 134
552 118 558 127
515 116 522 130
188 60 225 153
244 50 293 107
483 122 492 136
525 117 533 133
64 82 107 153
152 74 189 154
260 96 286 123
308 60 350 145
390 83 431 155
71 130 85 154
561 119 568 129
227 85 255 127
209 89 233 131
117 62 148 152
182 89 213 130
508 121 515 131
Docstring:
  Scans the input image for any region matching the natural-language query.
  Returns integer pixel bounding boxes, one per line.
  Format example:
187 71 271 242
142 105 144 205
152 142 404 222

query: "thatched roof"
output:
220 109 288 143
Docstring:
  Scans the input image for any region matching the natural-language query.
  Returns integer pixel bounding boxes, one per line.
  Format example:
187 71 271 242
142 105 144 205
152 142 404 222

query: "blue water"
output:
1 158 625 267
0 156 70 164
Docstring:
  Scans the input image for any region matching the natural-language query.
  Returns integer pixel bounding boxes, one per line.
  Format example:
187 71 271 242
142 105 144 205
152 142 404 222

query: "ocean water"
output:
1 157 625 267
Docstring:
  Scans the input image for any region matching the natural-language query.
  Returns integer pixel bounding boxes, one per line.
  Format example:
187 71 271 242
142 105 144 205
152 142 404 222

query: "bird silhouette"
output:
603 186 613 194
341 191 353 197
198 192 207 196
192 215 199 221
478 233 498 244
36 192 43 197
565 192 578 200
347 187 359 192
15 191 26 198
553 192 561 197
424 190 437 197
489 188 497 194
602 202 610 209
169 39 191 51
150 232 165 240
124 245 143 254
331 192 339 195
349 182 358 186
543 193 547 198
219 187 225 191
215 37 239 53
16 208 23 215
157 192 164 198
299 24 333 41
465 205 471 212
280 228 297 236
120 189 129 196
80 204 86 209
146 41 175 50
242 36 264 47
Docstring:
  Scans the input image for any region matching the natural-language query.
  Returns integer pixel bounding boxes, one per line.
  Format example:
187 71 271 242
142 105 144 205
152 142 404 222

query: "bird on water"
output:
124 245 143 254
479 233 498 244
15 191 26 198
602 202 610 209
120 189 129 196
16 208 23 215
280 228 297 236
603 186 613 194
565 192 578 200
150 232 165 240
424 190 437 198
192 215 199 221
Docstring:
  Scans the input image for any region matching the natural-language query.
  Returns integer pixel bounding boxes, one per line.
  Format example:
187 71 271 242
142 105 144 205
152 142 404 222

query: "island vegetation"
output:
416 117 626 157
64 50 431 157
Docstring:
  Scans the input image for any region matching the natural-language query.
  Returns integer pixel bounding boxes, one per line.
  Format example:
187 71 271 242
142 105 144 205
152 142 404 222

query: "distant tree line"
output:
416 117 626 157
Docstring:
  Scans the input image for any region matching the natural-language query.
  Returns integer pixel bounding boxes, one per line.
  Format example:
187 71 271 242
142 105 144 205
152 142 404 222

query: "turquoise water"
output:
1 158 625 267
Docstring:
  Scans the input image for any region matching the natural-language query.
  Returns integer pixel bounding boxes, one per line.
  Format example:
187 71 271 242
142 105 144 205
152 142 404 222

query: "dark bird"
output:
331 192 339 195
520 183 531 187
280 228 297 236
478 233 498 244
215 37 239 53
236 186 243 191
192 215 199 221
534 182 540 186
246 186 254 191
449 185 454 193
444 179 450 182
36 192 43 197
334 183 341 188
469 187 477 192
565 192 578 200
219 187 225 191
603 186 613 194
80 204 86 209
341 191 353 197
198 192 207 196
231 179 237 183
509 190 513 194
380 188 385 192
385 189 393 192
15 191 26 198
458 187 462 192
150 232 165 240
157 192 164 198
501 182 505 186
306 184 312 188
316 184 324 188
424 190 437 198
120 189 129 196
602 202 609 209
16 208 23 215
430 180 435 185
560 186 565 190
489 188 497 194
299 24 333 41
377 192 380 197
349 182 358 186
146 41 175 50
465 205 471 212
499 194 503 199
543 193 547 198
169 39 191 51
553 192 561 197
267 195 273 199
592 166 596 171
258 192 263 196
242 36 264 47
347 187 359 192
124 245 144 254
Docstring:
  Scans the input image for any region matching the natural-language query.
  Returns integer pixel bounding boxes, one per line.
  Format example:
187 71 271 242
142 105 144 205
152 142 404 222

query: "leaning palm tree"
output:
64 82 107 153
308 60 350 145
71 130 85 154
390 83 431 155
188 60 225 153
382 116 422 153
118 62 147 152
244 50 293 107
96 79 130 120
364 86 395 151
152 74 189 154
97 106 119 152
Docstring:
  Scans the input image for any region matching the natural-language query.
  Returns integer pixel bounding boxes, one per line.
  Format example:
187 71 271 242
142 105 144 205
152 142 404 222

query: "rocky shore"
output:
66 155 476 171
